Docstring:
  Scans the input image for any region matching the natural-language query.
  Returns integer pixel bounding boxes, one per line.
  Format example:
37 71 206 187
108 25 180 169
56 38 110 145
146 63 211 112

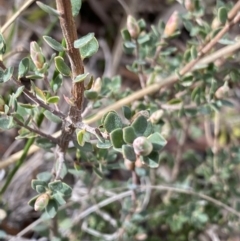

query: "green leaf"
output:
0 33 6 54
73 73 89 83
51 73 62 93
123 126 136 144
37 172 52 182
18 57 30 79
43 36 65 52
46 199 58 218
96 140 112 149
147 132 167 151
123 145 136 162
15 86 25 98
0 116 14 130
84 90 98 100
32 84 47 102
54 56 71 76
36 185 47 194
71 0 82 16
74 33 95 48
47 96 60 104
44 110 61 123
121 29 132 42
31 179 47 190
218 7 228 24
143 121 153 137
122 106 132 120
1 67 13 83
110 128 125 148
80 37 99 59
36 1 60 16
93 167 104 179
141 151 159 168
36 137 56 150
48 180 63 192
28 195 40 208
77 129 85 146
138 19 146 31
103 112 123 133
53 192 66 206
131 115 148 136
190 45 198 59
58 183 72 197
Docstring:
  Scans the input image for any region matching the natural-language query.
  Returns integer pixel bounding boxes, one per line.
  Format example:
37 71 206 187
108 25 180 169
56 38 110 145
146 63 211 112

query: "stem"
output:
13 117 58 144
55 0 85 178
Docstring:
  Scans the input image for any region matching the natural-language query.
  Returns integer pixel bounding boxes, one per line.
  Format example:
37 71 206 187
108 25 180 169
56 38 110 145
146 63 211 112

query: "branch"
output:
0 61 66 119
13 117 58 144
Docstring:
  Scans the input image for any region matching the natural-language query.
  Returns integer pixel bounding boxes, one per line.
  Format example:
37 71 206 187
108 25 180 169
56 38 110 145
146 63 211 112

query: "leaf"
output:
54 56 71 76
77 129 85 146
58 183 72 197
36 185 47 194
53 192 66 206
123 145 136 162
46 199 58 218
36 137 56 150
143 121 153 137
80 37 99 59
93 167 104 179
51 73 62 93
0 33 6 54
0 116 13 130
123 126 136 144
2 67 13 83
147 132 167 151
218 7 228 24
44 110 61 123
15 86 25 98
47 96 60 104
43 36 65 52
31 179 47 190
28 195 40 208
190 45 198 59
84 90 98 100
71 0 82 16
37 172 52 182
110 128 125 148
103 112 123 133
73 73 89 83
122 106 132 120
48 180 63 192
36 1 60 16
32 85 47 102
121 29 132 42
141 151 160 168
18 57 30 79
96 140 112 149
74 33 95 48
131 115 148 136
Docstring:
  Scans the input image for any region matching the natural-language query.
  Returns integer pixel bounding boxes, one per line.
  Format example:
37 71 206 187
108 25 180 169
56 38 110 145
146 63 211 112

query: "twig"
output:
1 0 36 33
13 117 58 144
0 61 66 119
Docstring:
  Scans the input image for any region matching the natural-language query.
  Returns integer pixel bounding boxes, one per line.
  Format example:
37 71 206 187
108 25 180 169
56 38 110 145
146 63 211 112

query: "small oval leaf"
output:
54 56 71 76
44 110 62 123
36 1 60 16
43 36 65 52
